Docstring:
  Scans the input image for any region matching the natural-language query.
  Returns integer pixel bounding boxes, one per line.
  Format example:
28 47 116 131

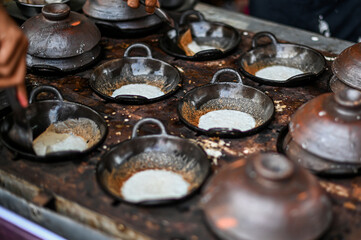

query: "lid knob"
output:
335 89 361 107
42 3 70 21
253 153 294 181
334 89 361 117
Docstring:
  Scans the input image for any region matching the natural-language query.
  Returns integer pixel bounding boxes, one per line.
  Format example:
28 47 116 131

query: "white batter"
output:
121 169 190 203
255 65 304 81
198 109 256 131
112 84 164 99
32 118 100 156
33 132 88 156
187 41 218 54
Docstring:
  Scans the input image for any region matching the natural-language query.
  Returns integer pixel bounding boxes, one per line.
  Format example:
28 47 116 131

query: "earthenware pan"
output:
90 43 182 104
178 68 274 138
239 32 326 86
97 118 210 206
159 10 241 61
0 85 108 161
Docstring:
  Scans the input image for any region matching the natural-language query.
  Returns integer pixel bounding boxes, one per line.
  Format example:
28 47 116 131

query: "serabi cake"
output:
198 109 256 131
121 169 190 203
112 84 164 99
33 118 100 156
255 65 304 81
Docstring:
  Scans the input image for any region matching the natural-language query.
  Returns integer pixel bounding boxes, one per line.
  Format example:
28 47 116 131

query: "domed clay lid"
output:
290 89 361 163
332 42 361 90
201 153 332 240
21 3 101 59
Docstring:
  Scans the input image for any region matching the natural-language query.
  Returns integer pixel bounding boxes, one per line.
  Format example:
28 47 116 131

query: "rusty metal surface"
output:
0 30 361 240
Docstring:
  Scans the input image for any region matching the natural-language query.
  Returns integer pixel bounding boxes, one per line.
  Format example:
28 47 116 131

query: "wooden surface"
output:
1 3 361 240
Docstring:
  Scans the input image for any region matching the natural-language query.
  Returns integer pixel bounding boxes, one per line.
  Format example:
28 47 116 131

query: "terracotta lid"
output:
332 42 361 90
21 3 101 59
290 89 361 163
201 153 332 240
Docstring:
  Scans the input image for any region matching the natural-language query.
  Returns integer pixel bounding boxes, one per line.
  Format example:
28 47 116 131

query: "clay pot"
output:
21 3 101 73
201 153 332 240
280 88 361 175
330 42 361 93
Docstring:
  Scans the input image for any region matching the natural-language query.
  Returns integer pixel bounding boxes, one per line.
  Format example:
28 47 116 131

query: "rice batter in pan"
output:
198 109 256 131
187 41 218 54
121 169 190 202
112 84 164 99
255 65 304 81
33 118 100 156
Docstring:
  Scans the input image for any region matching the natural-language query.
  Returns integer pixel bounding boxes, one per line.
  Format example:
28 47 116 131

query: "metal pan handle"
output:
179 10 205 25
132 118 168 138
29 85 63 104
251 31 278 49
124 43 153 59
210 68 243 85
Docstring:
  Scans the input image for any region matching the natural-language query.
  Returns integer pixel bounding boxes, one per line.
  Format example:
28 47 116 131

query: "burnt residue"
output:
0 30 359 240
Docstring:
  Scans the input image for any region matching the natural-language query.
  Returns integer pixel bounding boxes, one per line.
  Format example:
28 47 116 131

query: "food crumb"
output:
343 202 356 210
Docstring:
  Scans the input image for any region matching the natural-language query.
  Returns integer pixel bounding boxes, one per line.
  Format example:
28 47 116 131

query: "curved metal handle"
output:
251 31 278 49
179 10 205 25
131 118 167 138
124 43 153 58
210 68 243 84
29 85 64 104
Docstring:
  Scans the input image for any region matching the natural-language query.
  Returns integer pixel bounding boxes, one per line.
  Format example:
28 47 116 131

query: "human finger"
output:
11 59 28 107
0 35 28 78
145 0 157 13
127 0 140 8
0 28 24 68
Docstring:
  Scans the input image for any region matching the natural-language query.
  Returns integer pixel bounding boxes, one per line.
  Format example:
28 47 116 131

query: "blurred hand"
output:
0 6 28 107
123 0 160 13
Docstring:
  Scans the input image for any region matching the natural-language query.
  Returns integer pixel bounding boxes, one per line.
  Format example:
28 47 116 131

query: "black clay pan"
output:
239 32 326 86
97 118 210 205
90 43 182 104
0 85 108 161
178 68 274 138
159 10 241 61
